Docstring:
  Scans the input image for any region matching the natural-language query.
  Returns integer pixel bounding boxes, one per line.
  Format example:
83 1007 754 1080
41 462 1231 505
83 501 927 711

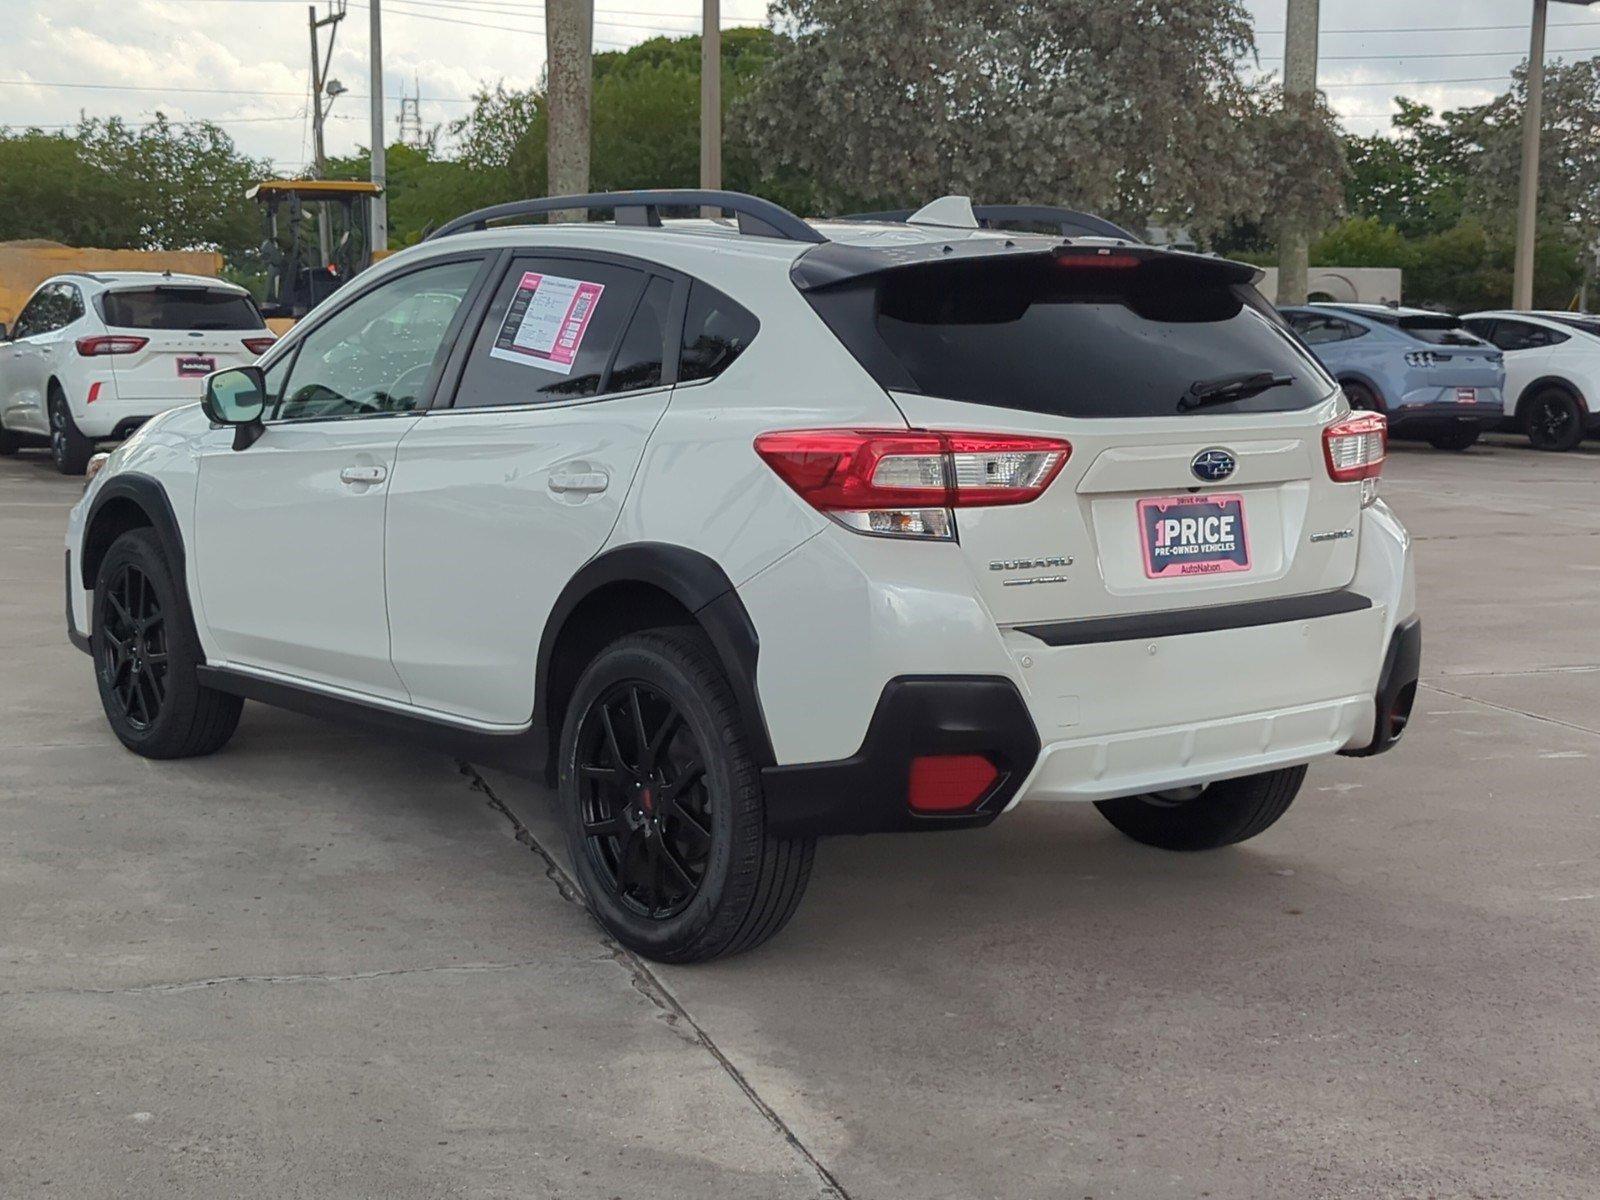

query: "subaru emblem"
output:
1191 448 1237 483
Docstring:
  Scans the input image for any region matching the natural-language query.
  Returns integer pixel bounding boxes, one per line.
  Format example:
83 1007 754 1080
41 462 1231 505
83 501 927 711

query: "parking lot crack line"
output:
3 960 548 999
1419 682 1600 738
457 760 851 1200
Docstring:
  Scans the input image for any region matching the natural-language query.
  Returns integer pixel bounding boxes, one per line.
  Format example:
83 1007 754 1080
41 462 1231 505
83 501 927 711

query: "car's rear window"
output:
805 255 1334 418
99 287 264 331
1355 309 1483 347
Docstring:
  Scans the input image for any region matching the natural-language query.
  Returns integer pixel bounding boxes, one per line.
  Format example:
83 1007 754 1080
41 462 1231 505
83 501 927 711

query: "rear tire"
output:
1094 765 1307 851
0 427 20 456
1342 381 1382 412
48 387 93 475
559 628 814 963
1428 425 1480 452
1524 387 1586 452
92 528 242 758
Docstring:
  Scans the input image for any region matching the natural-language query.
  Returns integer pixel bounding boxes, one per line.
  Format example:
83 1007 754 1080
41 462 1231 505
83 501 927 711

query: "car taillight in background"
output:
75 335 148 356
753 428 1071 540
1324 412 1387 506
1404 350 1443 367
242 336 277 356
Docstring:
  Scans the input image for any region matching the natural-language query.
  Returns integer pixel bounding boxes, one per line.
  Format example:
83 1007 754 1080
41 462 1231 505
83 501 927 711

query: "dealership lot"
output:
3 437 1598 1198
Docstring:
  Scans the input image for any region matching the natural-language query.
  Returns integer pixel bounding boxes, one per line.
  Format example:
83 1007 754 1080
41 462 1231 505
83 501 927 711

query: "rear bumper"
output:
1389 400 1503 429
762 677 1040 836
1339 615 1421 757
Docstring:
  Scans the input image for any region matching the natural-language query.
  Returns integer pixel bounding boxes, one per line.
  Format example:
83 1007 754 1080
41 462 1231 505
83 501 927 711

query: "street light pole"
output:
1513 0 1550 310
700 0 721 216
1513 0 1597 309
1276 0 1319 306
369 0 387 253
546 0 593 220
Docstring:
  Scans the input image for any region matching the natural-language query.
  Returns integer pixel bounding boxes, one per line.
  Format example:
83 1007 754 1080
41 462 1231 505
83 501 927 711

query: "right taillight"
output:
1323 413 1387 494
753 428 1071 540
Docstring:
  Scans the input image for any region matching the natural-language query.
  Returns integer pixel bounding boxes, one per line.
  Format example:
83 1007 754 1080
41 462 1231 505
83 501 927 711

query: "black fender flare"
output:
81 473 205 661
533 542 776 768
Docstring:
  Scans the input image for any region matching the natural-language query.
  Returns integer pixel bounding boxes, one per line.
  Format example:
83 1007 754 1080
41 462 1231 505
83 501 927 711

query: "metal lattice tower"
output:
397 77 423 149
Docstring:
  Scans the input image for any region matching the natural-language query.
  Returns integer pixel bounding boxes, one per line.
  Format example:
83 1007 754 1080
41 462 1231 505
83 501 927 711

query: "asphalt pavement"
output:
2 434 1597 1199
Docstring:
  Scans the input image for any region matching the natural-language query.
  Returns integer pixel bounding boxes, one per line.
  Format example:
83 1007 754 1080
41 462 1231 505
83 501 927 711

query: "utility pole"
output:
307 2 346 261
1276 0 1319 306
546 0 593 218
700 0 721 215
369 0 388 253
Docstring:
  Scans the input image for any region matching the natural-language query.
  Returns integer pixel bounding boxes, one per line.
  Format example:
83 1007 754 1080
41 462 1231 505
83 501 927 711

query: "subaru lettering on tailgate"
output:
1137 493 1251 578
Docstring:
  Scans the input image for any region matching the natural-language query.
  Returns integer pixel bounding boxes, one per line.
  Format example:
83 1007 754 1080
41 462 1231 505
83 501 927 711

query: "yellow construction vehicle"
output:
248 179 385 325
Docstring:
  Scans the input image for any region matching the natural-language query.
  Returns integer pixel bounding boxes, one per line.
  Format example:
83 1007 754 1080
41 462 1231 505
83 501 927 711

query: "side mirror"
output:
203 365 267 450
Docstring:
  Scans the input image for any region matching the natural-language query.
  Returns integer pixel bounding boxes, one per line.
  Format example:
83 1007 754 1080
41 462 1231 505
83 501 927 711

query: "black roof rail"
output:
839 205 1142 243
427 189 826 244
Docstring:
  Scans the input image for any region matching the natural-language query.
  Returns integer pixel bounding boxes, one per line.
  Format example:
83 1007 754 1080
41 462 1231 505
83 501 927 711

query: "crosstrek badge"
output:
1137 493 1251 578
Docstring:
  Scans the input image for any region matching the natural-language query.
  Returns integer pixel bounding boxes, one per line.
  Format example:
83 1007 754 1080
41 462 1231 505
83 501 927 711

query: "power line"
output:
1256 46 1600 62
0 78 479 103
1256 20 1600 35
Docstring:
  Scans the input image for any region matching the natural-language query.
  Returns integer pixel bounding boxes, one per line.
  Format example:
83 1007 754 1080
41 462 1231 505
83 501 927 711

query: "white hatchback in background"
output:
1461 310 1600 451
0 272 274 473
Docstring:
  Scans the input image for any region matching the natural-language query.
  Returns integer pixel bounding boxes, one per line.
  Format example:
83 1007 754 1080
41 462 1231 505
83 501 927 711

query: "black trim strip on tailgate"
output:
1015 590 1373 647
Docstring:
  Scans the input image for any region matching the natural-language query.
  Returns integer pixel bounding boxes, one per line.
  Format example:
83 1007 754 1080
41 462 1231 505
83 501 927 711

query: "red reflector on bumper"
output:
908 754 999 814
86 381 102 404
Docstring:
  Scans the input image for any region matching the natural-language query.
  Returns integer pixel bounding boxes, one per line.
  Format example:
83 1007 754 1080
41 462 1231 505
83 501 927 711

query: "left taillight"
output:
75 335 148 357
1324 412 1387 507
242 336 276 356
752 428 1071 540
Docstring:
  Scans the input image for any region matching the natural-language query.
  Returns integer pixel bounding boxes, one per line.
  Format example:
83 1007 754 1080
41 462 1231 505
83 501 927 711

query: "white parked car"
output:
64 191 1420 962
1461 310 1600 451
0 271 274 473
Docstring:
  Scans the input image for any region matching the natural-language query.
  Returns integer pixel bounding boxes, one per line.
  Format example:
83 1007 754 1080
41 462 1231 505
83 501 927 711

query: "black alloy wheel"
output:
49 397 69 468
576 680 713 920
1526 389 1585 452
97 560 168 731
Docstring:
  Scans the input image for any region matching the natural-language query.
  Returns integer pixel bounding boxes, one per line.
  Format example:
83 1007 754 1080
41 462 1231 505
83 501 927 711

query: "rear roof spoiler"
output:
792 240 1263 292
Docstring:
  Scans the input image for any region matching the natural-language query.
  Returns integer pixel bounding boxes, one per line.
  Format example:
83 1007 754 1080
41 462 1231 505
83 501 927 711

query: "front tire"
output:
48 387 93 475
559 629 814 963
1094 765 1307 851
0 426 20 456
92 528 242 758
1524 388 1585 452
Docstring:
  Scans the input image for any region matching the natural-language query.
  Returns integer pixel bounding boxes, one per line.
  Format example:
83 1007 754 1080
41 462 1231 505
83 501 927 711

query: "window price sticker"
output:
489 271 605 375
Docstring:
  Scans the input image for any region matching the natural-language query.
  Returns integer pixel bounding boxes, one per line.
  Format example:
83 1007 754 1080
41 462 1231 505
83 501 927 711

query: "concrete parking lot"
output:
3 436 1598 1199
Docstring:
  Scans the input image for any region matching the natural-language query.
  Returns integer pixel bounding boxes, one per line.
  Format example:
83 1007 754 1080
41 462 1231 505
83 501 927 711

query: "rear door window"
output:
451 257 650 408
808 255 1334 418
99 287 265 331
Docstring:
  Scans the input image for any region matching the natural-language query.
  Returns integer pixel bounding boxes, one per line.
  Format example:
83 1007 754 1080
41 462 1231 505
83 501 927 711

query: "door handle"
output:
340 465 387 486
548 469 609 495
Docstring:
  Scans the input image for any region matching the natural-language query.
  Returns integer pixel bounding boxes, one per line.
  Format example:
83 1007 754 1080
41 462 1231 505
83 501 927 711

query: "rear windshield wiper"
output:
1178 371 1295 412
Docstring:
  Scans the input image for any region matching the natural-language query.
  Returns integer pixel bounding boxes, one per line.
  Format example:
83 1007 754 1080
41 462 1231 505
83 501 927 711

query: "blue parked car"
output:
1280 303 1506 450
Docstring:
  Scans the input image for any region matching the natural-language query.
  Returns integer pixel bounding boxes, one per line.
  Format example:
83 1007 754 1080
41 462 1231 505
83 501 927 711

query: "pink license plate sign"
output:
1137 493 1251 578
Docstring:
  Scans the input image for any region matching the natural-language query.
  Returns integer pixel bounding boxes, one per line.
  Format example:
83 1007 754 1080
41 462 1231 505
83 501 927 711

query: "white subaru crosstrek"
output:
0 271 275 474
64 192 1420 963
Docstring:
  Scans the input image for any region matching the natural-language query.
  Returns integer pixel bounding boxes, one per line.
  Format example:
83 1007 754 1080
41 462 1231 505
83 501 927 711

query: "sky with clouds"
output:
2 0 1599 168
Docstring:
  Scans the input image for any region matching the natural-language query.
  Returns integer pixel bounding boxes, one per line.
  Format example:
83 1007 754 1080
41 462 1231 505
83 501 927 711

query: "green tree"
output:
741 0 1345 234
0 129 143 247
1311 217 1410 268
1342 98 1466 238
